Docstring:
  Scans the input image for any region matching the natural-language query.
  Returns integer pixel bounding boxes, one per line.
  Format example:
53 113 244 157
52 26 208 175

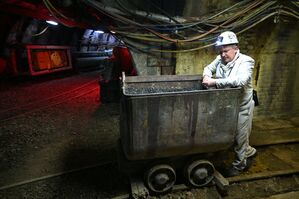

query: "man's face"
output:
217 45 238 64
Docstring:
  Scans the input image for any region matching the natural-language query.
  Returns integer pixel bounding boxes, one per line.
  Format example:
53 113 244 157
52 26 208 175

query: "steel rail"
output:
0 82 99 124
1 139 299 194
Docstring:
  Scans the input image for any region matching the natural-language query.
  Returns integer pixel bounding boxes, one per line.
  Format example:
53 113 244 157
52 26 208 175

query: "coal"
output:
125 86 202 95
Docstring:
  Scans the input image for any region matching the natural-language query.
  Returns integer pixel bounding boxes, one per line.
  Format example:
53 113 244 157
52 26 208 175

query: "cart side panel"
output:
121 88 240 160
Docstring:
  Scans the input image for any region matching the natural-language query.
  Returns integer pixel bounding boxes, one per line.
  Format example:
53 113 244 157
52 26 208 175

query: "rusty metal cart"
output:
119 74 241 195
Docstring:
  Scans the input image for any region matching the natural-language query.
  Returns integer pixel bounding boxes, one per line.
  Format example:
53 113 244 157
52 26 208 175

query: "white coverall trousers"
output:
233 99 256 170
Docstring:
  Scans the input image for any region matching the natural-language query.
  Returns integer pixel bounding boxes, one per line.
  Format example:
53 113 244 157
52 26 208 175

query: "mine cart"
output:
119 74 241 195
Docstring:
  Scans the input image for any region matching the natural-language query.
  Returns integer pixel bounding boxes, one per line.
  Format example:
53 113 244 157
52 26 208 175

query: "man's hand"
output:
202 76 216 87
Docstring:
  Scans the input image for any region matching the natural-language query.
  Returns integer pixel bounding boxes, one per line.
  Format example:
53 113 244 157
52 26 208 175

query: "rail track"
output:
1 130 299 199
0 79 99 123
112 129 299 199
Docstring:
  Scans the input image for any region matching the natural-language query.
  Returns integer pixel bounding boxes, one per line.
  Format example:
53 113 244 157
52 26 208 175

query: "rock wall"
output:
251 20 299 117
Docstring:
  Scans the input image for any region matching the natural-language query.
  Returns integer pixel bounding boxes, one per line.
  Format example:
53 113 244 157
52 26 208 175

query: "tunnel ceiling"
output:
0 0 188 28
0 0 98 28
0 0 298 52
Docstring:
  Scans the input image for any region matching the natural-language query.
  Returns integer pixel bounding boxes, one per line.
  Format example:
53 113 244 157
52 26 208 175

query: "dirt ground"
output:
0 71 125 197
1 71 299 199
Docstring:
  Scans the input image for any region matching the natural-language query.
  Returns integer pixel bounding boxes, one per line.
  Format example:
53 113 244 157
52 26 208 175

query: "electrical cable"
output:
43 0 89 28
108 0 251 33
32 26 49 37
44 0 71 20
115 0 186 39
43 0 74 27
221 1 277 29
85 0 267 43
82 0 298 53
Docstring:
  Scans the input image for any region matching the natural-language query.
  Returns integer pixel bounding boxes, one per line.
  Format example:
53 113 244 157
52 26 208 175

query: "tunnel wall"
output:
252 20 299 117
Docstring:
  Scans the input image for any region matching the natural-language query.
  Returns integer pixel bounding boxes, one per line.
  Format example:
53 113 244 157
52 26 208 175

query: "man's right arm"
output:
203 57 219 77
202 57 219 88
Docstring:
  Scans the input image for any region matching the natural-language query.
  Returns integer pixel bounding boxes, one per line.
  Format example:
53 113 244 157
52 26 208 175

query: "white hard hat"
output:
215 31 238 47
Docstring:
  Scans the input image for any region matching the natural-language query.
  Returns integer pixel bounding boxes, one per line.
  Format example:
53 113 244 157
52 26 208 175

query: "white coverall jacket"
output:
203 50 256 170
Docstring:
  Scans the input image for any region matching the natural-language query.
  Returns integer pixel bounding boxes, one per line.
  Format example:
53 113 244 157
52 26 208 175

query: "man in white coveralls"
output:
202 31 257 176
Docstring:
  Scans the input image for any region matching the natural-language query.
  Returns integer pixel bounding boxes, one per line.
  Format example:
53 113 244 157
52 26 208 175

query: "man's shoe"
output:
244 152 257 171
227 153 258 177
244 157 253 171
226 167 241 177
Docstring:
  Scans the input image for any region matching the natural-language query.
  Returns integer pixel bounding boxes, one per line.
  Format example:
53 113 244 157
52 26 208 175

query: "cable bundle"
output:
45 0 299 53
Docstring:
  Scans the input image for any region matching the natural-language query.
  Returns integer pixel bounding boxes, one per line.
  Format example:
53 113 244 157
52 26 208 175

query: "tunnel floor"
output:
0 70 299 198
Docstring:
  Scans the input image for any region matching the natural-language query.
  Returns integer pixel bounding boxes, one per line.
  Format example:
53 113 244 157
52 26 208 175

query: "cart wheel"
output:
145 164 176 194
184 160 215 187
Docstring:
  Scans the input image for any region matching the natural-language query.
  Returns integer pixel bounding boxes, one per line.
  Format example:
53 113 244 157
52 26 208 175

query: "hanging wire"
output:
115 0 186 39
43 0 74 27
44 0 71 20
32 26 49 37
42 0 88 28
80 0 298 53
84 0 268 43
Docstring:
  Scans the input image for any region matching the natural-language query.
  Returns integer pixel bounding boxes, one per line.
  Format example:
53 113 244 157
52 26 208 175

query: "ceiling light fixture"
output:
95 30 104 34
46 20 58 26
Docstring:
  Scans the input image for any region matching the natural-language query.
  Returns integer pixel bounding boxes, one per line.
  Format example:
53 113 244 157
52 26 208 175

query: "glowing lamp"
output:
46 20 58 26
